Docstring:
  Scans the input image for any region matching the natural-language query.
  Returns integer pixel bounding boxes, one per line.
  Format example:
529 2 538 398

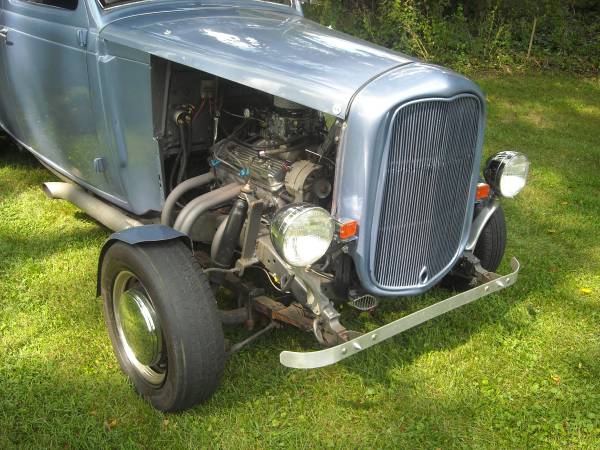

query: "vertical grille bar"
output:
372 96 481 288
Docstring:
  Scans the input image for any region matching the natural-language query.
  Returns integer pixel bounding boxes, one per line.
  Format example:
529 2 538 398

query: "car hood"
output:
100 7 413 118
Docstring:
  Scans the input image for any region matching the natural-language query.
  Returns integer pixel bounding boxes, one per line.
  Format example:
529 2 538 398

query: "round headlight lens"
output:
484 151 530 198
270 203 335 267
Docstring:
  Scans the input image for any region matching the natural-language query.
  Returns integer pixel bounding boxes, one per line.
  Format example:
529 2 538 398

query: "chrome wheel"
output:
112 270 166 386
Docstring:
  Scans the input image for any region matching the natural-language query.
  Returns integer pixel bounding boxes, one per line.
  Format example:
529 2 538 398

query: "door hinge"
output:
93 157 106 173
76 29 88 48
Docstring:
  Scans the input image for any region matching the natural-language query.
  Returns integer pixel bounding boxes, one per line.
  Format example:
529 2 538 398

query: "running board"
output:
280 257 520 369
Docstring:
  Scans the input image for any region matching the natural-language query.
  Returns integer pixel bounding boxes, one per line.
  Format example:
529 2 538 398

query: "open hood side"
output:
99 7 414 118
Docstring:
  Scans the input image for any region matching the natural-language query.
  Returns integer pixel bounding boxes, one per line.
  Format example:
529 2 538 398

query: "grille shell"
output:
370 95 482 289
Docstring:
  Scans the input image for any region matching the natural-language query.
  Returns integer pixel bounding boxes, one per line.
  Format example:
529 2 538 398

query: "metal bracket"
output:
93 157 106 174
290 266 347 345
280 257 521 369
235 198 264 273
255 235 348 345
76 29 88 48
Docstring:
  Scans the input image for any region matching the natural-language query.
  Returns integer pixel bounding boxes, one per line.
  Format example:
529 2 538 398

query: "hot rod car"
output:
0 0 529 411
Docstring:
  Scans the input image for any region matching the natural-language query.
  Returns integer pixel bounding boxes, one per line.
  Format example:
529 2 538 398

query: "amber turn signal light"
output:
338 220 358 240
476 182 491 201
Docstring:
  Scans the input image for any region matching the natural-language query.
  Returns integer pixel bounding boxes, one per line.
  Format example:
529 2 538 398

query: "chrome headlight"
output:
484 151 530 198
270 203 334 267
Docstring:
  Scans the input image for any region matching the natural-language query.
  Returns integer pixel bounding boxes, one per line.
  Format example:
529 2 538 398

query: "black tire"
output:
101 240 225 412
473 204 507 272
442 205 507 290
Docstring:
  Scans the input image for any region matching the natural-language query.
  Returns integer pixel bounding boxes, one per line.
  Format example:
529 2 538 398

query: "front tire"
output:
443 205 507 290
473 204 506 272
101 240 225 412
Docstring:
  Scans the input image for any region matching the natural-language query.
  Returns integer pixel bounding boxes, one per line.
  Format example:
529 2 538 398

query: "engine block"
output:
214 142 288 192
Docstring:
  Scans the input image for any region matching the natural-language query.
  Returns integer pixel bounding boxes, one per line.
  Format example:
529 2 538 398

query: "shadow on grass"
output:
0 139 40 170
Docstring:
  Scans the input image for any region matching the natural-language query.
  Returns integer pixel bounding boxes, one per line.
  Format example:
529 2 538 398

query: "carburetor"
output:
211 140 331 206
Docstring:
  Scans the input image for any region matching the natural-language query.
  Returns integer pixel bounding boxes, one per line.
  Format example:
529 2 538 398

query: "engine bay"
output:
152 59 340 208
210 95 337 209
151 59 358 309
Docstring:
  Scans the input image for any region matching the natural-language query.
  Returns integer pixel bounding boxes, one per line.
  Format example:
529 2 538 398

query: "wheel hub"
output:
113 271 165 385
117 288 161 366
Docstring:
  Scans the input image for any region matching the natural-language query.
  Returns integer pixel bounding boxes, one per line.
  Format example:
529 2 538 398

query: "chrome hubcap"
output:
113 271 166 386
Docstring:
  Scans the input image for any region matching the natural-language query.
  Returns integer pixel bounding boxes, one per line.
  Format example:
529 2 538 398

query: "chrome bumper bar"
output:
280 257 520 369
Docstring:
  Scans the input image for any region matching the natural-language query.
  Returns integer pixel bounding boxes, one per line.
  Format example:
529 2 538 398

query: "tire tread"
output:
101 240 225 412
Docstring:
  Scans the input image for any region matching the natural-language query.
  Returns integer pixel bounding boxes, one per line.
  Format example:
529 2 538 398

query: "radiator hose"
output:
212 196 248 268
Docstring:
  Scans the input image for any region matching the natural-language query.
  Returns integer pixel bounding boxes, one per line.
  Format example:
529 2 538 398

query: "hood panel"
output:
100 7 413 117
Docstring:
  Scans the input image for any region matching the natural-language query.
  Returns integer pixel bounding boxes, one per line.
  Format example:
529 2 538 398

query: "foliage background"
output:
305 0 600 74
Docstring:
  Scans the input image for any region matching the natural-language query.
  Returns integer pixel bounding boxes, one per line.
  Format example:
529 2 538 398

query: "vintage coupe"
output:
0 0 529 411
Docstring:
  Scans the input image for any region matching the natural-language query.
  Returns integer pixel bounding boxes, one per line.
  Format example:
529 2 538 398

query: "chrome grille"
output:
373 96 481 288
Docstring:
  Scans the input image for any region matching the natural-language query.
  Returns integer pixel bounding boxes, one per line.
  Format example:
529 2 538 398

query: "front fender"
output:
96 224 192 296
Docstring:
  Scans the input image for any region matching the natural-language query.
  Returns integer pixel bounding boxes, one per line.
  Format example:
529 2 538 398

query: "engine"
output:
211 97 334 208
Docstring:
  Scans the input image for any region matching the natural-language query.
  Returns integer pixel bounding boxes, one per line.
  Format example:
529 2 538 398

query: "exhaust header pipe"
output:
43 182 142 232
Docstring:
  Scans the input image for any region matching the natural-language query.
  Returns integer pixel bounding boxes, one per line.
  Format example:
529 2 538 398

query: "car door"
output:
1 0 109 190
0 0 21 137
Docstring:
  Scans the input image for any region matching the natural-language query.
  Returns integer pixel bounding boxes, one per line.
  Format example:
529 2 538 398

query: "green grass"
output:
1 73 599 449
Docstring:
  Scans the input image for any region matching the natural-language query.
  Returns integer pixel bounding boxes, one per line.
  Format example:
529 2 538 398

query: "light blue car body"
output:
0 0 485 296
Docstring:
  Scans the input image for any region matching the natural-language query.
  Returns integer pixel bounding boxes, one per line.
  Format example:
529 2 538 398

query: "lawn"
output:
0 73 599 449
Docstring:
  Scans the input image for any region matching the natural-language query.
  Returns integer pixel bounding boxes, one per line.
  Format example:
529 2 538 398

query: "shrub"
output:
304 0 600 74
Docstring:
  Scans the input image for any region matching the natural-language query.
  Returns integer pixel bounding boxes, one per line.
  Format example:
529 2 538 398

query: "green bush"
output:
304 0 600 74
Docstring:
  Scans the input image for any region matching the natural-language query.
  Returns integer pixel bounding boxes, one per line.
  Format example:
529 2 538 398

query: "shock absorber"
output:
212 195 248 268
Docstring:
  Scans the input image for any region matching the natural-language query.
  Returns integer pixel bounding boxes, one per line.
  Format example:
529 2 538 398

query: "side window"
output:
21 0 78 10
